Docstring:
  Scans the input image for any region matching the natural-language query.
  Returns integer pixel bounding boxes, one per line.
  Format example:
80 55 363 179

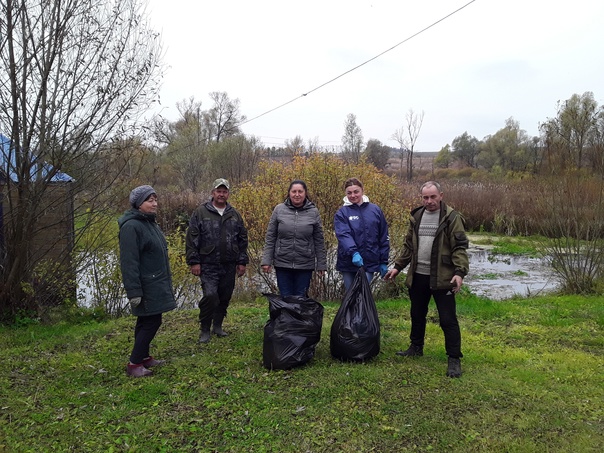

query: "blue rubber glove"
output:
352 252 364 267
380 264 389 278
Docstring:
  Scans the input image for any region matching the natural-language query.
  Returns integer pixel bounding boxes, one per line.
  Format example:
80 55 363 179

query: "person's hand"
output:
261 265 272 273
352 252 364 267
236 265 246 277
384 269 400 281
129 297 142 309
190 264 201 276
380 263 389 278
450 275 463 293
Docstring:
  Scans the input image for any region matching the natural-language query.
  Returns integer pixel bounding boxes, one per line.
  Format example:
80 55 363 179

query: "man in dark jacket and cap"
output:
186 178 249 343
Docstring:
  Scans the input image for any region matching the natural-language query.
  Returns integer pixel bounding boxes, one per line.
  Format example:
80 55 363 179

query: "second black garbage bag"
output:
330 267 380 361
263 294 324 370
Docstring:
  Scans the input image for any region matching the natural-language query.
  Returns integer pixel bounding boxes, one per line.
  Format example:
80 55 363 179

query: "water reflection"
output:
465 247 558 300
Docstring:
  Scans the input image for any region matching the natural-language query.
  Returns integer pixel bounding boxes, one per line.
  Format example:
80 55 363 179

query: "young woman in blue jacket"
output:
334 178 390 291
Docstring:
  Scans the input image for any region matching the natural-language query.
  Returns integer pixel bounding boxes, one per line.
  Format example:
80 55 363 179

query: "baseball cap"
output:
212 178 230 190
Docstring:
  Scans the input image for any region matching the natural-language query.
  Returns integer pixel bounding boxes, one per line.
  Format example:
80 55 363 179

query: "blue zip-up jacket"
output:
334 195 390 273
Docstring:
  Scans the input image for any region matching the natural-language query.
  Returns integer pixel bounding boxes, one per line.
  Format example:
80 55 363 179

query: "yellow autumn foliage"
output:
231 154 413 300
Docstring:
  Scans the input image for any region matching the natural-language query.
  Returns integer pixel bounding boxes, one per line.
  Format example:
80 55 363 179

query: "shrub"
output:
231 154 412 301
537 171 604 294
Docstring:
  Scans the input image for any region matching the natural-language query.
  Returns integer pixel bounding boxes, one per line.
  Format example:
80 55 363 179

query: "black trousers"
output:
130 313 162 364
408 273 463 358
198 262 237 327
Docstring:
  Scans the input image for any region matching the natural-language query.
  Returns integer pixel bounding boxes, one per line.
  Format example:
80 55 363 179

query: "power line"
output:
240 0 477 128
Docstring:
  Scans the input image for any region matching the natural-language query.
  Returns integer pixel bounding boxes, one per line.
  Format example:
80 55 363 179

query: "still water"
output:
77 247 559 305
464 247 558 300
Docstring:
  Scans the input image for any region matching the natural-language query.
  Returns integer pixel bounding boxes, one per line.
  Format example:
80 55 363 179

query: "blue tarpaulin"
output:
0 133 74 182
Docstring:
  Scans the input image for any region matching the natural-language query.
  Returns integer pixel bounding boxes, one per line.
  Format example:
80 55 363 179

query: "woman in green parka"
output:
119 185 176 378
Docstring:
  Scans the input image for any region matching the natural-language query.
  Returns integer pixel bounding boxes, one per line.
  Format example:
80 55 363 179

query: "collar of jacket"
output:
284 197 312 210
342 194 370 206
411 202 450 221
206 200 231 214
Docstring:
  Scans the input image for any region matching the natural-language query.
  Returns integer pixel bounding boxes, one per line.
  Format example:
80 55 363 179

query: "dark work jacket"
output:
261 198 327 271
185 200 249 266
118 209 177 316
393 202 470 290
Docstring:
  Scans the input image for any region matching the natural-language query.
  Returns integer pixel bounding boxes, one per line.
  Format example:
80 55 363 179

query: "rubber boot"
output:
446 357 462 378
198 322 211 344
395 344 424 357
212 317 228 337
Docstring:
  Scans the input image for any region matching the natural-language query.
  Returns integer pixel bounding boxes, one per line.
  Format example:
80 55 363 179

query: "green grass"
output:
474 272 500 280
0 293 603 452
469 234 544 257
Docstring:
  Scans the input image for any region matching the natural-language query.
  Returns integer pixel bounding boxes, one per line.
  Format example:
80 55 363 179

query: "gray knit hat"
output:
129 185 156 209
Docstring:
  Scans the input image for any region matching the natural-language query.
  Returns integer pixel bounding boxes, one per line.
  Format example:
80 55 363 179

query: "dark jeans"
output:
408 273 463 358
198 262 237 327
275 267 313 297
342 270 374 293
130 313 163 364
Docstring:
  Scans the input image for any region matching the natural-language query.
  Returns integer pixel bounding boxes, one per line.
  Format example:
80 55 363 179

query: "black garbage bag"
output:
263 293 324 370
330 267 380 361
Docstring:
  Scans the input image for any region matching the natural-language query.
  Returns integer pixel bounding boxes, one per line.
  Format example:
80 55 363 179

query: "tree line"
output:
434 92 604 176
2 0 603 322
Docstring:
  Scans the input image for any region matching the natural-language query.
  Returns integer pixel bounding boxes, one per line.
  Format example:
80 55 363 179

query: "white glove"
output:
129 297 142 309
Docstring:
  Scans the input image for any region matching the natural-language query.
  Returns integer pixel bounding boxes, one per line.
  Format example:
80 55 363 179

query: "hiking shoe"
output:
142 356 165 368
126 363 153 378
446 357 462 378
395 344 423 357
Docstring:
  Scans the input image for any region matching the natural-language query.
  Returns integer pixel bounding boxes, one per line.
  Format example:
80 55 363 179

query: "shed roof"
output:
0 133 74 183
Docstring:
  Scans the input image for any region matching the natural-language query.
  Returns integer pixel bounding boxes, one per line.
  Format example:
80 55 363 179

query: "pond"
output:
76 245 560 306
464 246 559 300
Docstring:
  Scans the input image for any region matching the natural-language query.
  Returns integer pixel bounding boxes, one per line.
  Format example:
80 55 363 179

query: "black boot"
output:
446 357 462 378
395 344 423 357
198 322 211 344
212 317 228 337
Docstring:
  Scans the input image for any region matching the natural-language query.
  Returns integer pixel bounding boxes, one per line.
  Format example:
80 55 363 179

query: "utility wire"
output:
240 0 477 128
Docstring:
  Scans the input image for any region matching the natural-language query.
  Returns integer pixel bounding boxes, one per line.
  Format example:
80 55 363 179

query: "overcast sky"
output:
146 0 604 152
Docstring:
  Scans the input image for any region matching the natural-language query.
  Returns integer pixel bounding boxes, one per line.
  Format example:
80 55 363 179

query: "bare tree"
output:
307 136 321 154
203 92 246 143
391 129 408 181
341 113 364 164
391 109 424 181
206 135 263 185
157 98 207 192
0 0 163 318
284 135 305 159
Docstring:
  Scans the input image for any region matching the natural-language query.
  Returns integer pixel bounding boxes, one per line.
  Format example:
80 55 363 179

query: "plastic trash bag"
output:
263 294 324 370
330 268 380 361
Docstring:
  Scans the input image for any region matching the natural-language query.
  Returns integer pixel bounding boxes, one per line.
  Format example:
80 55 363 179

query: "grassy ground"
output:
0 293 602 452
